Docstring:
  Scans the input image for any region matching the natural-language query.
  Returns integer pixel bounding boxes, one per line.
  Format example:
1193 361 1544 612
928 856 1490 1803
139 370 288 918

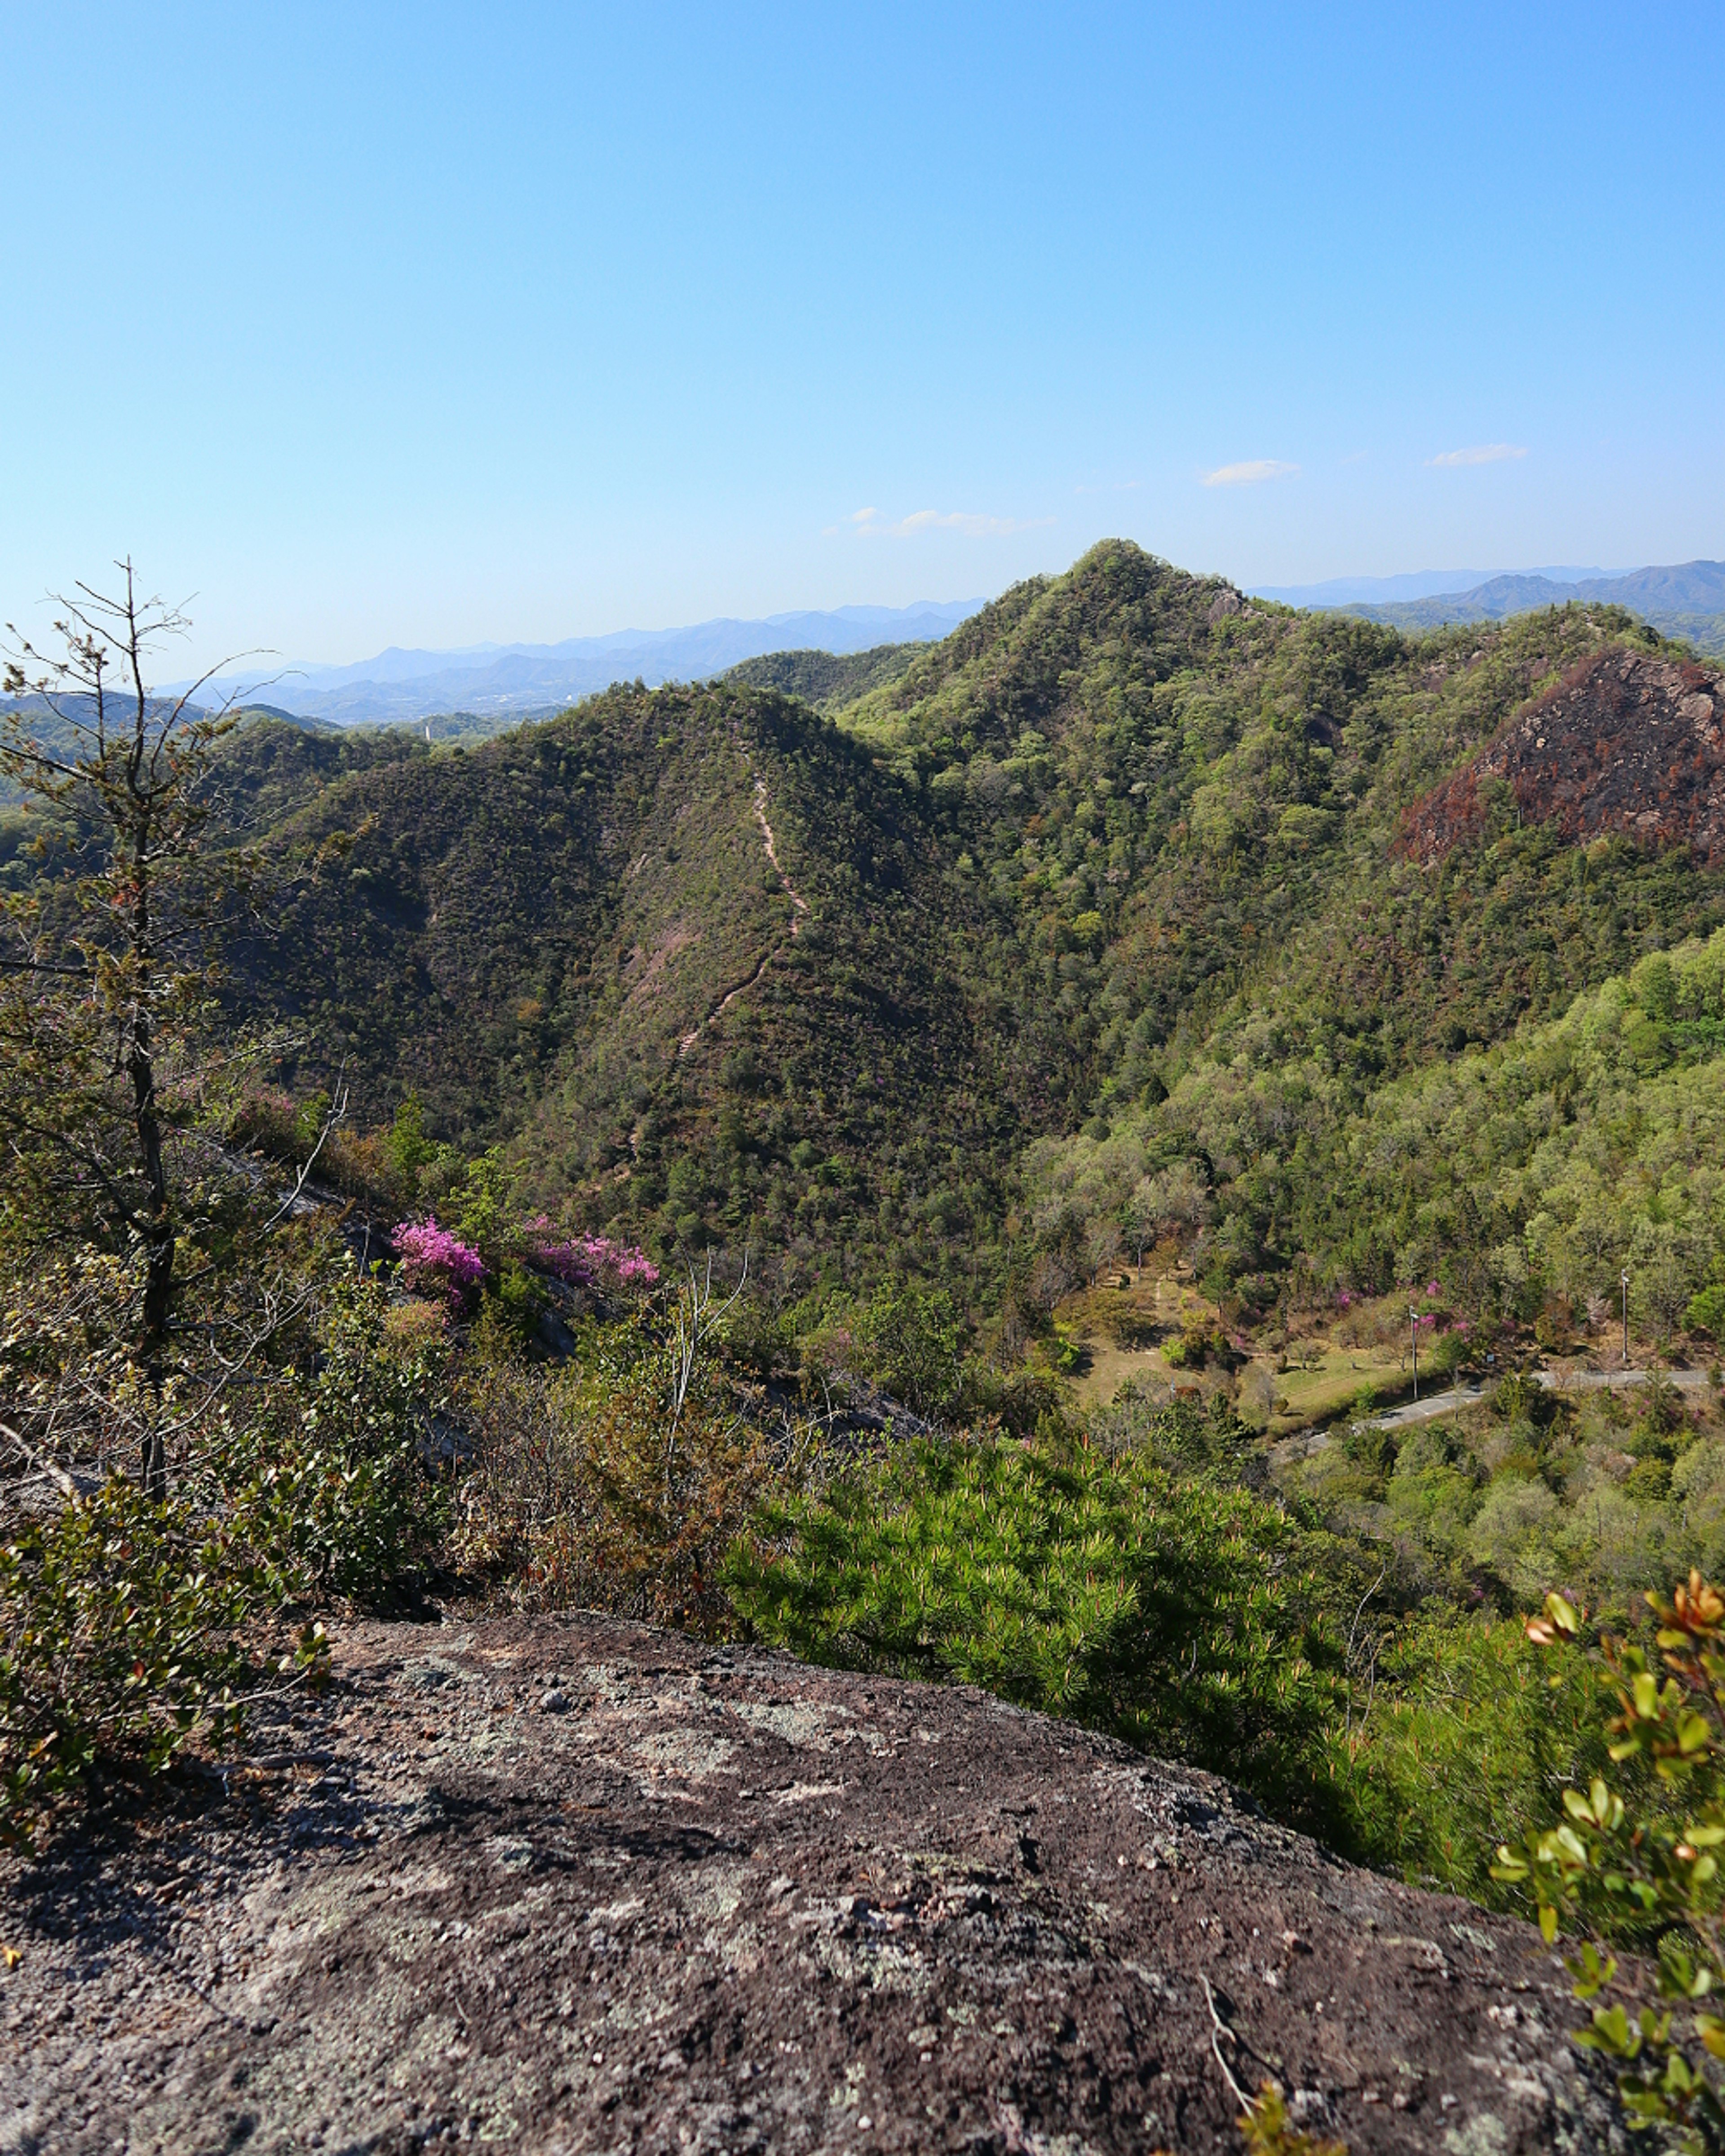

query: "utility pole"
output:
1410 1305 1420 1401
1622 1269 1631 1369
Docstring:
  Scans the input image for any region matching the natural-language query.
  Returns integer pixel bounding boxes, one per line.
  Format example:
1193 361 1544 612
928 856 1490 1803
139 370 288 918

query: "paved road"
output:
1368 1364 1714 1430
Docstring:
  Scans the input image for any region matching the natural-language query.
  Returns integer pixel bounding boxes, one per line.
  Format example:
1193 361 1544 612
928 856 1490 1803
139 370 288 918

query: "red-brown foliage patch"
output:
1395 649 1725 865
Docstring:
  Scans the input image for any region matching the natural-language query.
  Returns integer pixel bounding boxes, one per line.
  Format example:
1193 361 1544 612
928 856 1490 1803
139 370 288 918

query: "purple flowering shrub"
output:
393 1217 487 1306
229 1087 302 1160
522 1219 659 1294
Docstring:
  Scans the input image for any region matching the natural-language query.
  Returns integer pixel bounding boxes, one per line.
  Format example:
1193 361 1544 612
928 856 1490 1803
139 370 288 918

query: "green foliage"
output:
222 1274 447 1599
447 1144 518 1248
0 1254 439 1846
489 1257 548 1342
0 1476 303 1849
1493 1579 1725 2152
384 1091 444 1195
1281 1369 1725 1617
722 643 928 712
727 1411 1349 1833
848 1279 967 1416
1338 1604 1614 1904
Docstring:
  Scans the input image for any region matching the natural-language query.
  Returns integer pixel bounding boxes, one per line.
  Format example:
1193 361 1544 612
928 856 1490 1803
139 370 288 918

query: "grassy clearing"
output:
1055 1269 1413 1430
1265 1344 1411 1434
1058 1269 1227 1411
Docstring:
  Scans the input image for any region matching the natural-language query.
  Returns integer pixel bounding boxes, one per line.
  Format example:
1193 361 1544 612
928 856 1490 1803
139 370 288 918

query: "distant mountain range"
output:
1252 566 1614 607
1254 559 1725 653
184 601 985 727
168 560 1725 728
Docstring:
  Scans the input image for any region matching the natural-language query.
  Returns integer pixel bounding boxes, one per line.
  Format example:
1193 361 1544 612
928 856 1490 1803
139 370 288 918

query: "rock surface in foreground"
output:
2 1616 1623 2154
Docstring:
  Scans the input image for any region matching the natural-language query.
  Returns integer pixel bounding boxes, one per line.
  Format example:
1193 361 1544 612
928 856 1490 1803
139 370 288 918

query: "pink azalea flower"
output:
392 1217 487 1304
531 1232 659 1291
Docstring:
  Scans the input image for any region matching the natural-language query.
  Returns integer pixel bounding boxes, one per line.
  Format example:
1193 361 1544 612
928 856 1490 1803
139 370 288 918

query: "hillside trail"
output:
677 755 809 1056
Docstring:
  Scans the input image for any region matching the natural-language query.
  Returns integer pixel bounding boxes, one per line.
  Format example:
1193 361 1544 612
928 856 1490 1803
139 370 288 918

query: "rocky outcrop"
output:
1397 647 1725 865
2 1616 1623 2154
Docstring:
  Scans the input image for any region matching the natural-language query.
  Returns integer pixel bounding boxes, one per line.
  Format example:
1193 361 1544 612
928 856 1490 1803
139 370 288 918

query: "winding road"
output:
1367 1364 1716 1430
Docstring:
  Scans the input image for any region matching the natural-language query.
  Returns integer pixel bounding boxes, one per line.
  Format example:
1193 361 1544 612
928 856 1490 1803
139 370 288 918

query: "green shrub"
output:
1337 1604 1612 1904
849 1280 968 1417
1494 1577 1725 2148
1423 1327 1468 1380
0 1267 437 1847
727 1425 1349 1833
0 1476 326 1851
222 1277 446 1600
1164 1324 1219 1369
489 1258 548 1343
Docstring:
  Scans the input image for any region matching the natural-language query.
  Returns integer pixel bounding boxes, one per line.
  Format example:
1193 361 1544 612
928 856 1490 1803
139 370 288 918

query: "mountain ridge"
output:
180 599 986 726
203 537 1725 1302
1331 557 1725 648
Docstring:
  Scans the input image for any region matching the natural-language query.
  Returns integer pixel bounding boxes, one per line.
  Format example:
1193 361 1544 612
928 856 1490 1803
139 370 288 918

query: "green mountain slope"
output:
721 643 926 711
219 539 1725 1301
231 679 1091 1286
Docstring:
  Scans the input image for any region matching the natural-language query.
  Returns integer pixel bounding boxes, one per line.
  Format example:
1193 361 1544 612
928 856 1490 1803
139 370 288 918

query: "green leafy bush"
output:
0 1476 327 1850
1493 1577 1725 2150
845 1279 968 1416
0 1257 439 1847
219 1276 447 1599
1337 1604 1613 1904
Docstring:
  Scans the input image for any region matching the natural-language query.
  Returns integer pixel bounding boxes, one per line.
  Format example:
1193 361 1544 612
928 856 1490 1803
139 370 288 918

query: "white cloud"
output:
829 506 1053 539
1201 459 1299 487
1427 443 1528 468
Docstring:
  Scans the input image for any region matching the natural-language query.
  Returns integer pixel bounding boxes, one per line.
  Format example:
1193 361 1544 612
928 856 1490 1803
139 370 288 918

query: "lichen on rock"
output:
1 1616 1626 2153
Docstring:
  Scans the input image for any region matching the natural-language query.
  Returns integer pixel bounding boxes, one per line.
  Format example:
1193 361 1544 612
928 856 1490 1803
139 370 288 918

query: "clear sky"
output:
4 2 1721 673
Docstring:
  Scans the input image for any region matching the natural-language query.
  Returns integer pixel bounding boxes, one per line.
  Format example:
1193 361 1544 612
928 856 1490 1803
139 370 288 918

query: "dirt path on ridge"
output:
677 758 809 1055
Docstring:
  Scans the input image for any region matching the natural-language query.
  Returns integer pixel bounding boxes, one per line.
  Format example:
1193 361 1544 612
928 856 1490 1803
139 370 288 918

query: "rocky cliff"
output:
1 1617 1623 2154
1397 648 1725 866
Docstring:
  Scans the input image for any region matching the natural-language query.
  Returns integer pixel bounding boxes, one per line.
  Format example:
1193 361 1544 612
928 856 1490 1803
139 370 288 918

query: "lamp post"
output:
1410 1305 1420 1401
1622 1269 1631 1369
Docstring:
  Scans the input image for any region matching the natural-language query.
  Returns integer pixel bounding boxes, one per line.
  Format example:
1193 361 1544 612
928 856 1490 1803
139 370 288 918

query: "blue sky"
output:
3 2 1721 672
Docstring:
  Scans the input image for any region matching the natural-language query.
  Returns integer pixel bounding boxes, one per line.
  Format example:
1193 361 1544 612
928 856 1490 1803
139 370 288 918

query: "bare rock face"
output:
1397 647 1725 865
2 1617 1623 2154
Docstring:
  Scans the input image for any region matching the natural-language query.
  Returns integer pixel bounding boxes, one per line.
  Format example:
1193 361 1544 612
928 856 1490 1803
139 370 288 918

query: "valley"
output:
10 539 1725 2153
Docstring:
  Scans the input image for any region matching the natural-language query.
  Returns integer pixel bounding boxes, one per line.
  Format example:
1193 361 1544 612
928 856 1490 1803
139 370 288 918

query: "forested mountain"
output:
22 539 1725 2080
177 537 1725 1316
1338 557 1725 655
15 539 1708 1311
721 641 925 711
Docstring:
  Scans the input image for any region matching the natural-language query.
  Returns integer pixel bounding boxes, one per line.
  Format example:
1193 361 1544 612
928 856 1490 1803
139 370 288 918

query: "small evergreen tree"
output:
1 564 252 1491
